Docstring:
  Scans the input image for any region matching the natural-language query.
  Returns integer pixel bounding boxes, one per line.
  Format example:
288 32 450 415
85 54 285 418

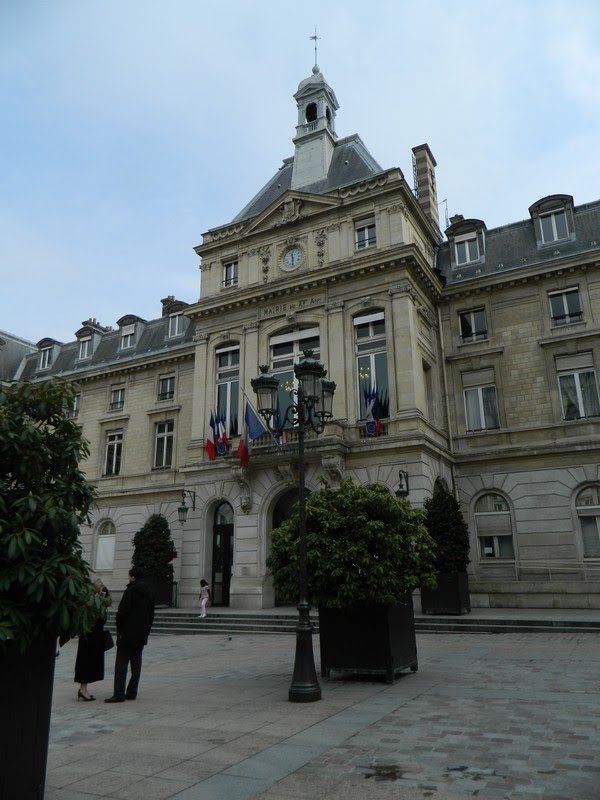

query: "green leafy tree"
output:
132 513 176 581
267 479 437 608
423 484 470 573
0 380 100 653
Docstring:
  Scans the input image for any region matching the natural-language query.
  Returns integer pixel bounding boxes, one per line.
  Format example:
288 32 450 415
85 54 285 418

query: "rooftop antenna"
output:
309 26 321 69
438 198 449 229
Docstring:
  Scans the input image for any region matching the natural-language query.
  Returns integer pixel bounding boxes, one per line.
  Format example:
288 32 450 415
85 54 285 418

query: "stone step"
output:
107 610 600 637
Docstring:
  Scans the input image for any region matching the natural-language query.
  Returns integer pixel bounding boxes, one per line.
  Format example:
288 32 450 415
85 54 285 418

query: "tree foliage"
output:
132 513 176 581
0 380 100 653
267 479 437 608
423 483 471 573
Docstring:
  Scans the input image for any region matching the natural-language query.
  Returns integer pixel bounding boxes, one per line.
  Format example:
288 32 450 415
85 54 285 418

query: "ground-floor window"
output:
95 520 116 571
576 486 600 558
474 493 515 559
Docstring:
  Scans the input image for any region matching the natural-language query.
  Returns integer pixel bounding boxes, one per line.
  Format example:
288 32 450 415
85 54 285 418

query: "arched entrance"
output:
272 488 299 531
271 488 301 606
212 502 234 606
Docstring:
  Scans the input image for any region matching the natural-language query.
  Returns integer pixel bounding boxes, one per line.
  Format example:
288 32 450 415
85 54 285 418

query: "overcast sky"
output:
2 0 599 344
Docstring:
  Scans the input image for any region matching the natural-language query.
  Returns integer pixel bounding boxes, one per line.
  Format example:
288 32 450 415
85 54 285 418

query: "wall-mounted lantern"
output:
178 489 196 526
395 469 409 498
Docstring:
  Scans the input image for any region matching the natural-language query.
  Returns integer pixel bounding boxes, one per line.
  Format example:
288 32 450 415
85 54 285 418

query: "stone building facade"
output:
11 67 600 608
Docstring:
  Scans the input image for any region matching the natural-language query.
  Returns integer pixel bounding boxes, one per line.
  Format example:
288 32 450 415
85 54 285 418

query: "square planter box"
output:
318 602 418 683
420 572 471 615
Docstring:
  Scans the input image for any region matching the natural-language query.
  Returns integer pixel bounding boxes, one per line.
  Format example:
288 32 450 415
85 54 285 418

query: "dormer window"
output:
445 218 486 270
454 234 480 265
39 346 53 370
78 337 92 360
540 209 568 244
529 195 574 248
120 324 135 349
168 312 184 338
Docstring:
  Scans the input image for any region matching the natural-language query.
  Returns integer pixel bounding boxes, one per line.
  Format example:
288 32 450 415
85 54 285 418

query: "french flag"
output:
236 401 267 466
216 412 229 455
364 386 382 437
205 411 217 461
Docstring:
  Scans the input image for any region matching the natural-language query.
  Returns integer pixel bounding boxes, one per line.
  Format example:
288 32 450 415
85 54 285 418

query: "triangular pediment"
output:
243 190 341 236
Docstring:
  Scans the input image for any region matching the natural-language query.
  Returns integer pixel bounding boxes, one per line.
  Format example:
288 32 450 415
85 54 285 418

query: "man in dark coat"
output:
105 567 155 703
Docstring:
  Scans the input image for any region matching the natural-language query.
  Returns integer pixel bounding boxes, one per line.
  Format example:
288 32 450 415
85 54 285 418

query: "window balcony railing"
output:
460 330 488 343
109 401 124 411
158 391 174 401
551 312 583 325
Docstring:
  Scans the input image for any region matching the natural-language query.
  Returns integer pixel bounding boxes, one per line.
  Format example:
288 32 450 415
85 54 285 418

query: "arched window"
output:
305 102 317 123
474 493 515 559
95 520 116 571
576 486 600 558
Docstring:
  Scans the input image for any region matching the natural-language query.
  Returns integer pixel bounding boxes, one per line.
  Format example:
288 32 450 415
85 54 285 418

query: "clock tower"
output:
290 65 339 190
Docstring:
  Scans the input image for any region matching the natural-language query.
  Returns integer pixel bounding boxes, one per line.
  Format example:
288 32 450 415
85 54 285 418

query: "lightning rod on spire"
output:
309 26 321 69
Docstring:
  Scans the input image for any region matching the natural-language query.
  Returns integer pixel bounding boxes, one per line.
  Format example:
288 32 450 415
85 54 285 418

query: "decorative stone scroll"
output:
322 454 344 485
231 465 252 513
276 460 298 485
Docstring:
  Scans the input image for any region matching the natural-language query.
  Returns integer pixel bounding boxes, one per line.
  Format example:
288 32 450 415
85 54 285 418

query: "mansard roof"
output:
231 134 382 224
18 311 195 382
437 198 600 284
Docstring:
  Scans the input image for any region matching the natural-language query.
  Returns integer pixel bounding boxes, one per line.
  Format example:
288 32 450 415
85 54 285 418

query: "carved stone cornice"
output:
204 224 245 243
193 332 210 343
339 175 388 198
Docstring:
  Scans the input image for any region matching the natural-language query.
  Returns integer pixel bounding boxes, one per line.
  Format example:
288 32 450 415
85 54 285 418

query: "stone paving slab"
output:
46 629 600 799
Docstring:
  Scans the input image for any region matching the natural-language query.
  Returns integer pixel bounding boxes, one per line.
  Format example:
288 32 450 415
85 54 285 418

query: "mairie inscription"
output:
261 296 323 317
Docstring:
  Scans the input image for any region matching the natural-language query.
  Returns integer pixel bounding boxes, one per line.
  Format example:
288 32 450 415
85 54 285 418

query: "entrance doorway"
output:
272 489 300 606
212 502 234 606
272 488 299 530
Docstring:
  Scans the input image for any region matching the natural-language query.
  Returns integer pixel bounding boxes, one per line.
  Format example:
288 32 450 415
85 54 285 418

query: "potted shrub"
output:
0 380 101 799
131 513 177 606
420 483 471 614
267 479 437 682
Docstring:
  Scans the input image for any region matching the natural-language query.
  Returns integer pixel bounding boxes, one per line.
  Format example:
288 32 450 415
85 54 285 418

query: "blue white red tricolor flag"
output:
205 411 217 461
236 401 268 466
216 412 229 455
364 386 382 437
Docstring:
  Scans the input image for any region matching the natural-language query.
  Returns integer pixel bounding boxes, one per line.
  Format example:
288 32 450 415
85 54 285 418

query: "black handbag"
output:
103 629 115 651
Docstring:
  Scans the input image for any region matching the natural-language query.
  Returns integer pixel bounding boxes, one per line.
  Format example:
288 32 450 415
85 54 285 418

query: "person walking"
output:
198 578 211 618
74 579 111 701
105 567 155 703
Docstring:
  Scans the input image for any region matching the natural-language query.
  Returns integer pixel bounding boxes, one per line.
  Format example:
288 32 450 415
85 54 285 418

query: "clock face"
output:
282 247 302 269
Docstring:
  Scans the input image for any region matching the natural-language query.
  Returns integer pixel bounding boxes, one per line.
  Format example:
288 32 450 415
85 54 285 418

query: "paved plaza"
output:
47 624 600 800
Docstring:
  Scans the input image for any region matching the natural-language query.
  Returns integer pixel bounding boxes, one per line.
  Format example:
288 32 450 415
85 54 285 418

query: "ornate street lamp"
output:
178 489 196 526
252 349 336 703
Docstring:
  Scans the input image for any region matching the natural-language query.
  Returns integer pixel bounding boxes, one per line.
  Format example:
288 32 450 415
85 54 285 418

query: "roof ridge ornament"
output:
309 26 321 70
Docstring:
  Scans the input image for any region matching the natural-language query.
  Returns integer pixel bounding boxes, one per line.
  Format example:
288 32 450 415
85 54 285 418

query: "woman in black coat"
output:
74 580 111 701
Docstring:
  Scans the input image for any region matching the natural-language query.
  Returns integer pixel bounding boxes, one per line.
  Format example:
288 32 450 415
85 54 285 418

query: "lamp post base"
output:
288 601 321 703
